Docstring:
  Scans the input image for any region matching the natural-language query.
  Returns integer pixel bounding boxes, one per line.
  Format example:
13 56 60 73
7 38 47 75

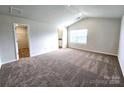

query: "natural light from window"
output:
70 29 88 44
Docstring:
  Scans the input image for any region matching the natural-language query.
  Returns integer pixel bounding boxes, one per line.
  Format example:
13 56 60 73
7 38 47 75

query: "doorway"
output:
14 23 30 59
57 27 67 49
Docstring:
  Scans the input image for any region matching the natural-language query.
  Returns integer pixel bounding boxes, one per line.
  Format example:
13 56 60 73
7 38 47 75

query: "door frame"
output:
13 23 31 60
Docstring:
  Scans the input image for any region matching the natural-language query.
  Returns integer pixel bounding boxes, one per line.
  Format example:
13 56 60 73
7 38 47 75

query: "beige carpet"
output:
0 48 124 87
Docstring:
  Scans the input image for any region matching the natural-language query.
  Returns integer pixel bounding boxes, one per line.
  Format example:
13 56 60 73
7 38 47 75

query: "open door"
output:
13 23 30 60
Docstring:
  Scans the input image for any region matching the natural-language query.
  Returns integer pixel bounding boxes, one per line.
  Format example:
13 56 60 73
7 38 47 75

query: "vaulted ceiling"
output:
0 5 124 27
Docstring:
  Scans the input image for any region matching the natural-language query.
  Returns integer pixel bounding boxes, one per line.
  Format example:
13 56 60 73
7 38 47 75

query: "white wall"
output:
118 16 124 76
0 14 58 64
68 18 121 55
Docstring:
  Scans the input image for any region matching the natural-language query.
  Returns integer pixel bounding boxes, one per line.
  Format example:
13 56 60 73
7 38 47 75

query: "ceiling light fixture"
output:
9 6 23 15
79 12 82 16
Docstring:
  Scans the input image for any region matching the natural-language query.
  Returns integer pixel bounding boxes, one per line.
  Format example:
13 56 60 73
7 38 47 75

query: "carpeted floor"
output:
0 48 124 87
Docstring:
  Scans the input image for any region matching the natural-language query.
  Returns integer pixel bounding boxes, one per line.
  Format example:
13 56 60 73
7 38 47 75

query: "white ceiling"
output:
0 5 124 27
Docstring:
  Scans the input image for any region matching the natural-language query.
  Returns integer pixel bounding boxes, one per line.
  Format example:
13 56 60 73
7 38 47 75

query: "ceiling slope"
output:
0 5 124 27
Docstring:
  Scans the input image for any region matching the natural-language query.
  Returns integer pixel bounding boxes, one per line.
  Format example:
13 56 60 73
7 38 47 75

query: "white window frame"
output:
69 29 88 44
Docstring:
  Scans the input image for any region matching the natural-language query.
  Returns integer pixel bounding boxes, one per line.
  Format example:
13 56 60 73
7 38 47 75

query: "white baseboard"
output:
69 47 117 56
0 63 2 68
0 59 17 68
0 49 58 68
31 49 58 57
31 52 46 57
0 49 59 67
117 56 124 77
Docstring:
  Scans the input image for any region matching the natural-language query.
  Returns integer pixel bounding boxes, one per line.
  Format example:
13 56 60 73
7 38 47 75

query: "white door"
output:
13 23 19 60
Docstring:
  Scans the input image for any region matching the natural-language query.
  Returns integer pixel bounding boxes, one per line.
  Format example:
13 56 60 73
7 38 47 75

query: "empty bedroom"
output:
0 5 124 87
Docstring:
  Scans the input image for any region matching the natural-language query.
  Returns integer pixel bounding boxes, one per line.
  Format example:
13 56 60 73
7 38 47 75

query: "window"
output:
70 29 88 44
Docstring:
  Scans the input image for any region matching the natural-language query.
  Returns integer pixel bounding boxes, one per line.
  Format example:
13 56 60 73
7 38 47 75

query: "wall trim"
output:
31 49 58 57
0 63 2 68
0 49 58 68
69 47 117 56
118 56 124 77
0 59 17 68
31 53 44 57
